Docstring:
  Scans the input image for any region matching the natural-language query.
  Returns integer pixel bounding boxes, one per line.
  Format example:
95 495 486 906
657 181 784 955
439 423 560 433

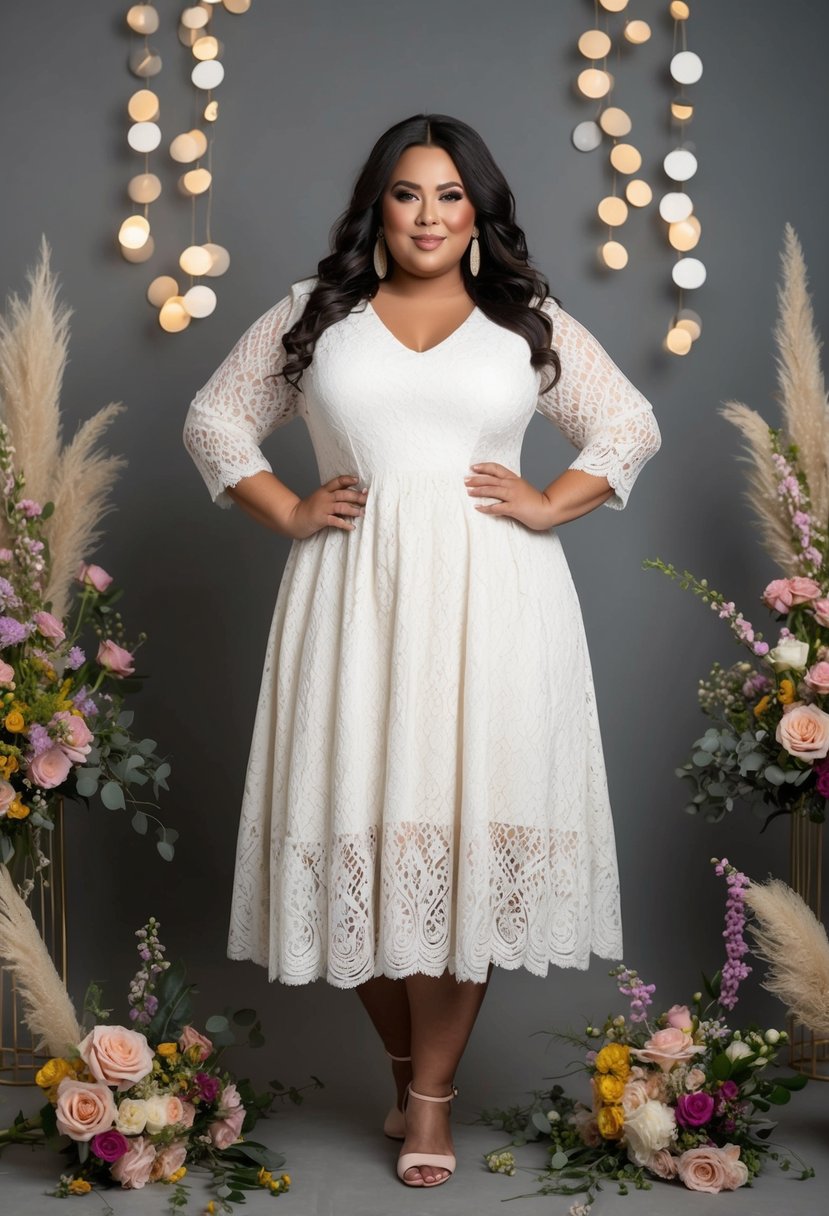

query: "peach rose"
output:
676 1143 747 1193
632 1027 705 1072
109 1135 157 1189
570 1104 601 1148
0 659 15 688
665 1004 693 1031
643 1148 679 1180
77 1025 155 1092
33 610 66 642
96 639 135 677
28 745 72 790
684 1067 706 1092
207 1104 245 1150
144 1093 184 1134
178 1024 213 1061
621 1076 649 1115
77 562 113 592
149 1138 188 1181
805 661 829 696
55 1077 118 1141
0 779 16 817
775 701 829 761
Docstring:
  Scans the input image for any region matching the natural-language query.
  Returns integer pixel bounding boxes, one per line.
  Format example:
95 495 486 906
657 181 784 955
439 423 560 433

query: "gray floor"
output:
0 1079 825 1215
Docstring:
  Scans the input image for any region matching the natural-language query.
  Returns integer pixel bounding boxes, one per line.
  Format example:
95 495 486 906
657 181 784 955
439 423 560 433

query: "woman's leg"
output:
400 964 494 1184
354 975 413 1108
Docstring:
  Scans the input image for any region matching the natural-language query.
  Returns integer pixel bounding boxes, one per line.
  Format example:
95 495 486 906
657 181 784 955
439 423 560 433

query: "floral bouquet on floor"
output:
479 860 813 1210
0 892 322 1211
0 417 175 882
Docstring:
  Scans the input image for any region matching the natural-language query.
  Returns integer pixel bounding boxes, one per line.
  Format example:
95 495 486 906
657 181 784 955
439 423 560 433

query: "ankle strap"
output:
385 1050 412 1062
408 1083 458 1103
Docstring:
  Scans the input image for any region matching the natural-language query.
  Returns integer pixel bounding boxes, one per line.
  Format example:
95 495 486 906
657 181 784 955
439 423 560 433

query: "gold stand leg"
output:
787 810 829 1080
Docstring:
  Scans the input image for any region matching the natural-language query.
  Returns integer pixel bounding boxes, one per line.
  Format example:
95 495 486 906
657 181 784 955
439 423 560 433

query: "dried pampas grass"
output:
0 233 128 620
0 863 81 1057
744 875 829 1037
719 222 829 574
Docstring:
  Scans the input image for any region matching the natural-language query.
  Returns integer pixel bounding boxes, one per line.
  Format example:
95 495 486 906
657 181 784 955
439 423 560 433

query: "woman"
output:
182 112 661 1188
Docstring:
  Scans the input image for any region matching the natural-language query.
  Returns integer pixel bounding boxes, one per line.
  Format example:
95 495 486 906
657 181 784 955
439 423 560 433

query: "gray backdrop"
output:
2 0 827 1115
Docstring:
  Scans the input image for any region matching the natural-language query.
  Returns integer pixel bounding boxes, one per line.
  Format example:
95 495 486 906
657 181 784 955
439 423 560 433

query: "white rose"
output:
115 1097 148 1135
144 1094 172 1134
767 637 810 672
623 1099 677 1164
725 1041 753 1062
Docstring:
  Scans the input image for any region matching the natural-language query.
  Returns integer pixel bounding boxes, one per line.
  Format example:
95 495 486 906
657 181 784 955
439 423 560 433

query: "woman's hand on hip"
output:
464 463 556 532
285 474 368 539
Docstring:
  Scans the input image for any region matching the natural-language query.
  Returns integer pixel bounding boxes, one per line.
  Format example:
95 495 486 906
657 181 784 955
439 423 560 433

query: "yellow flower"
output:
4 710 25 733
169 1166 187 1182
157 1042 179 1058
594 1043 630 1080
258 1167 273 1186
753 694 771 718
7 799 29 819
206 1203 216 1215
777 678 796 705
2 755 19 774
281 1173 291 1184
596 1104 625 1140
595 1073 626 1104
35 1057 75 1091
269 1180 282 1193
68 1178 92 1194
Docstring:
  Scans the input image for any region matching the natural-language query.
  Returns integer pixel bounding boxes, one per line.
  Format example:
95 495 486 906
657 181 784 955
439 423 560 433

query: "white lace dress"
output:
182 275 661 988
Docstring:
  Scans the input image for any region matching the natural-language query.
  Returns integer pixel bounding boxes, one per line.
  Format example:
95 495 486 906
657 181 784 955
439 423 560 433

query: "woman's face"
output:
378 144 476 283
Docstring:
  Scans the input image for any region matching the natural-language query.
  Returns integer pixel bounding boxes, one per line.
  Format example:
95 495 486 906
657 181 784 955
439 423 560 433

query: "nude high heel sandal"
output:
396 1082 458 1187
383 1050 410 1140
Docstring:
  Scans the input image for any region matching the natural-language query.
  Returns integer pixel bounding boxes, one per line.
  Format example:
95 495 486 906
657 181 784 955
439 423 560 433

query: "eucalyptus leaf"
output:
206 1014 230 1032
763 766 786 786
531 1111 552 1133
100 780 125 810
75 773 99 798
132 811 148 835
157 841 175 861
550 1150 569 1170
692 751 714 767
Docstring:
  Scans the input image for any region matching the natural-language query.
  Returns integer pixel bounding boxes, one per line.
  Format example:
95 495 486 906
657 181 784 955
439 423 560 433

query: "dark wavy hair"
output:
272 113 562 398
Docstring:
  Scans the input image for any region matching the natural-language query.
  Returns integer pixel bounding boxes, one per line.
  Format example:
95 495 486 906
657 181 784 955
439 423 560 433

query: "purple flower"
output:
0 615 31 648
676 1091 715 1128
0 577 21 611
71 685 98 716
65 645 85 670
90 1129 130 1162
25 721 54 758
196 1072 221 1102
712 859 752 1011
16 498 43 518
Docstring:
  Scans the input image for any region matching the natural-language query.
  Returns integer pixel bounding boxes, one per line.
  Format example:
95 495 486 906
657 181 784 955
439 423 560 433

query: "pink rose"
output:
77 1025 155 1092
52 709 94 763
55 1077 118 1141
96 638 135 677
149 1138 188 1181
178 1100 197 1129
676 1143 748 1193
632 1027 705 1072
0 548 12 562
570 1105 601 1147
218 1082 242 1115
775 702 829 761
207 1104 245 1150
33 610 66 642
0 779 15 817
789 576 822 605
77 562 113 592
643 1148 678 1179
763 578 794 614
109 1135 157 1189
0 659 15 688
684 1067 706 1092
805 661 829 696
813 598 829 628
29 745 72 790
178 1024 213 1061
665 1004 692 1031
621 1076 649 1115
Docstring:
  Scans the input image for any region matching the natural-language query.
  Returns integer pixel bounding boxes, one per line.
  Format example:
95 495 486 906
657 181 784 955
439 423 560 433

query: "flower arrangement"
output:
0 417 175 883
0 913 321 1211
479 860 812 1210
643 437 829 828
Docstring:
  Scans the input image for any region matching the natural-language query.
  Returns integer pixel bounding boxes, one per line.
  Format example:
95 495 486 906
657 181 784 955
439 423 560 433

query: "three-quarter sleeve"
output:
535 297 661 510
182 291 301 508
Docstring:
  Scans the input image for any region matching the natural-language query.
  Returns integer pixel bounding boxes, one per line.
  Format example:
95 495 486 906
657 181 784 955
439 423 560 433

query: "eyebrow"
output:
390 179 464 190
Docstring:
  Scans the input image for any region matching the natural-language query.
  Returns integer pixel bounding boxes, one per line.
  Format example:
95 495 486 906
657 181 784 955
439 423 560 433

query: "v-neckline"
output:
365 297 479 356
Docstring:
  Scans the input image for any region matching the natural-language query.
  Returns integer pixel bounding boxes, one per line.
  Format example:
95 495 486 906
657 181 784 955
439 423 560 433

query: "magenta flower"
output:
90 1128 130 1162
196 1072 220 1102
676 1091 715 1128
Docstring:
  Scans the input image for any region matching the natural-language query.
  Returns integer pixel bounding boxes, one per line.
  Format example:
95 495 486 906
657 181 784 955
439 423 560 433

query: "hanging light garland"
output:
572 0 651 275
120 2 252 333
663 1 704 356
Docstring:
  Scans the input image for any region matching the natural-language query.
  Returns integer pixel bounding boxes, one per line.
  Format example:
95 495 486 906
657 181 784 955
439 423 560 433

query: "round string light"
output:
127 89 159 121
128 173 162 204
625 179 652 207
665 325 692 355
598 196 628 226
600 240 628 270
203 244 230 276
624 20 651 44
147 276 179 307
572 121 603 152
676 308 702 340
668 215 701 251
181 168 212 195
126 5 159 35
599 107 632 137
118 215 151 249
609 143 641 174
159 296 191 332
183 285 218 317
120 236 156 264
578 29 612 59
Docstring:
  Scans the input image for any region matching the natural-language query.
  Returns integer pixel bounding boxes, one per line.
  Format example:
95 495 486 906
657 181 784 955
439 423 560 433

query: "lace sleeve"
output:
535 297 661 510
182 291 301 509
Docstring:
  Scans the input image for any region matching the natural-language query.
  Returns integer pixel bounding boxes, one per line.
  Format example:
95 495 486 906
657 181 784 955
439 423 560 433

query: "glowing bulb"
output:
183 285 218 317
203 243 230 276
159 297 191 333
170 133 200 163
610 143 641 174
126 5 159 35
180 245 213 276
669 216 701 251
625 180 652 207
129 46 162 78
147 276 179 307
578 30 612 59
670 2 690 18
572 121 602 152
193 35 221 60
599 0 628 10
118 215 150 249
600 241 628 270
671 97 694 121
676 308 702 340
666 327 692 355
204 100 219 122
181 6 209 28
181 169 212 194
120 235 155 264
599 107 631 137
624 20 651 44
597 196 628 226
128 173 162 204
577 69 612 99
127 89 159 122
223 0 252 11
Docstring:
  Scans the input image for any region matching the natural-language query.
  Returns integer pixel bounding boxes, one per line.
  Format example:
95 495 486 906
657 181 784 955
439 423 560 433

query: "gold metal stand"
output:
0 798 69 1085
787 810 828 1080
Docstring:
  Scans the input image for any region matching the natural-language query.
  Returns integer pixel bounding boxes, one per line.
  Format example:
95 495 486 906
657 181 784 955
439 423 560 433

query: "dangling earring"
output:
373 228 387 279
469 225 480 277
